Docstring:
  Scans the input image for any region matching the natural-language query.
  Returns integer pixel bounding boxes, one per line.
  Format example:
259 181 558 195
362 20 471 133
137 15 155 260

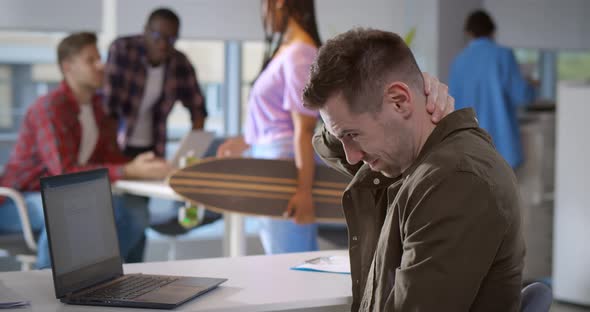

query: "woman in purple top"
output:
217 0 322 254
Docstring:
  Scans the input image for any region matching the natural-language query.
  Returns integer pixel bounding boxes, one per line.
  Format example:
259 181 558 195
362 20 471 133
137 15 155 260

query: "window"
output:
558 52 590 81
0 31 64 167
514 48 540 80
0 66 12 132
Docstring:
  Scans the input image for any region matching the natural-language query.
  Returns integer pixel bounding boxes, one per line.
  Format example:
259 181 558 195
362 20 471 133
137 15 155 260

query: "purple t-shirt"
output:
244 42 319 145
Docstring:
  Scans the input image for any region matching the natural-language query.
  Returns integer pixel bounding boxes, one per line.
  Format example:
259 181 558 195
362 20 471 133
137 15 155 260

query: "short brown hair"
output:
303 28 423 113
57 32 97 69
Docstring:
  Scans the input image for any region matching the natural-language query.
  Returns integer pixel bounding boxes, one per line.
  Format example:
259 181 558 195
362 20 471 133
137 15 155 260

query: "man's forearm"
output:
294 130 315 191
192 117 205 129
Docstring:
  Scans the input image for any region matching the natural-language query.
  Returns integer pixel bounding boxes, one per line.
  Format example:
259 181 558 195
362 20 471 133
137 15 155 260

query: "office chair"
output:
0 186 38 270
521 282 553 312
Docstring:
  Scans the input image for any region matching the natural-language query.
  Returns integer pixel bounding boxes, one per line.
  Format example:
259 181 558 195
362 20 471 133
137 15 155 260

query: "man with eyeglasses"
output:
103 7 208 257
104 7 208 159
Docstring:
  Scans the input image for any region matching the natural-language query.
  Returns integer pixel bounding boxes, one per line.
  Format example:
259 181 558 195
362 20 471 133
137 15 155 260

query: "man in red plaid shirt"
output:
0 32 171 269
104 7 208 159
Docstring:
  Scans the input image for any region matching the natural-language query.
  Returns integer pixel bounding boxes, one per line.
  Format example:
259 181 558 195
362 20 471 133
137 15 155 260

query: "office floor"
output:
552 302 590 312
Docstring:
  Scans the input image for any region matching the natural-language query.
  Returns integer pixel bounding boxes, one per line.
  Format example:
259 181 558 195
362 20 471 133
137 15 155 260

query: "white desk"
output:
0 250 352 312
114 180 180 201
113 180 247 258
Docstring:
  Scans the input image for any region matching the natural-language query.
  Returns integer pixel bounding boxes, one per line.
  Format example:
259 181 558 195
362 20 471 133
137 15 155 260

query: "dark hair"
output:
303 28 423 113
465 10 496 38
258 0 322 76
147 7 181 29
57 32 97 69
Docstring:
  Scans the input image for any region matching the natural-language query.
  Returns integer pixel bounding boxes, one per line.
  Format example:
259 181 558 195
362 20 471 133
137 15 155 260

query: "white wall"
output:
116 0 263 40
403 0 439 75
115 0 406 41
402 0 483 80
405 0 590 81
1 0 589 80
317 0 405 40
484 0 590 50
401 0 590 80
0 0 102 32
437 0 483 82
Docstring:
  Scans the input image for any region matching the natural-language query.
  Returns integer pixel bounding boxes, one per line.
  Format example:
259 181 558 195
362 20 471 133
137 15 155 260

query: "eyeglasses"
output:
148 31 177 45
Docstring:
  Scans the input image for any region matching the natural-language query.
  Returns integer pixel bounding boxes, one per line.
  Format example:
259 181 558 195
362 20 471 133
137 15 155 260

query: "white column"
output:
100 0 117 54
222 40 246 257
553 82 590 306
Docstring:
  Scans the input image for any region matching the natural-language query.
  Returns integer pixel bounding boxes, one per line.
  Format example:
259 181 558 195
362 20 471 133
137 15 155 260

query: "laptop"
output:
40 169 227 309
169 130 215 168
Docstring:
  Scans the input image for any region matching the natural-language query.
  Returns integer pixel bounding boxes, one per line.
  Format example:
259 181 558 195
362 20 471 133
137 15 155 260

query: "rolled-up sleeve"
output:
178 55 207 124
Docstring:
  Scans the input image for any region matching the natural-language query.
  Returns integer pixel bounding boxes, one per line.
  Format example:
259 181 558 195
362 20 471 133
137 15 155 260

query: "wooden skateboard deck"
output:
168 158 351 222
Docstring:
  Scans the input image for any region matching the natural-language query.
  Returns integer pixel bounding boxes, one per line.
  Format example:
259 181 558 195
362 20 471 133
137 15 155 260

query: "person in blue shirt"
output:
449 10 536 169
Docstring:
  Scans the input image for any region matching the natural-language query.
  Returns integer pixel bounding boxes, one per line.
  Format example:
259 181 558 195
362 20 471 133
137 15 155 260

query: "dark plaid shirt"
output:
103 35 208 157
0 81 128 204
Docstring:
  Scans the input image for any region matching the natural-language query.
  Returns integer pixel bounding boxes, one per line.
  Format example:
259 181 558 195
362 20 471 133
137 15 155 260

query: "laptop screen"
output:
169 130 215 168
41 169 123 298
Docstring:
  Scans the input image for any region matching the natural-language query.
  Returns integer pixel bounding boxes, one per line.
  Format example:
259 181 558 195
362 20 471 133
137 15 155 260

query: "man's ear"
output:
384 81 413 119
60 60 71 76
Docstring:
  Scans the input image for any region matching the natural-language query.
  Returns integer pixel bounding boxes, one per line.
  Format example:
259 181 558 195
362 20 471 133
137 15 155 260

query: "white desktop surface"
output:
113 180 180 201
0 251 352 312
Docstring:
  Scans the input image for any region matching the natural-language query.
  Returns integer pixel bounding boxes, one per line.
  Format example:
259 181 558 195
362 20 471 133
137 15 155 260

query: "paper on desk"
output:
0 281 29 309
291 255 351 274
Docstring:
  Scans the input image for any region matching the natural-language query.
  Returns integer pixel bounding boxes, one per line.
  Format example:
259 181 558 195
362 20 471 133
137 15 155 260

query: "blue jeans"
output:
249 138 319 254
111 194 150 264
0 192 149 269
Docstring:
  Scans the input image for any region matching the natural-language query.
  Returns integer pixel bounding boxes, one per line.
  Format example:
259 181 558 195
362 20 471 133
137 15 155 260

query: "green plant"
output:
404 27 416 46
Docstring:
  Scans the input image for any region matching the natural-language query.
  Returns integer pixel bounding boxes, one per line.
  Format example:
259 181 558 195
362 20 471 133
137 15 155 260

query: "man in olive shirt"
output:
303 28 525 311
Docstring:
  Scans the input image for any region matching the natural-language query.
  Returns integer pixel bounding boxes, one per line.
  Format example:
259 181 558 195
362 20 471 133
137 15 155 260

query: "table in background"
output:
113 180 246 257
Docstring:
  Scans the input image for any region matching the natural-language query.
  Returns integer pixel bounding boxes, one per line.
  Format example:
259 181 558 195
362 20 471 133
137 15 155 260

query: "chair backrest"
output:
521 282 553 312
0 187 37 253
0 188 38 271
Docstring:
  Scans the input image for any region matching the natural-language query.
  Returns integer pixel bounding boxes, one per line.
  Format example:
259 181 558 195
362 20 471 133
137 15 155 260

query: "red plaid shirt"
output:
0 81 128 202
104 35 207 157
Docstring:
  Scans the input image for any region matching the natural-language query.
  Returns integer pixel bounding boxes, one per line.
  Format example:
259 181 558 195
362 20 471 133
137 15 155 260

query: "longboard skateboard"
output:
168 158 351 222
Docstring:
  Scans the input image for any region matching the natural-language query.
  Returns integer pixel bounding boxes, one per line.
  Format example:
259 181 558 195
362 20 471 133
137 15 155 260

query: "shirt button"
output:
356 279 360 284
373 178 380 185
352 236 358 241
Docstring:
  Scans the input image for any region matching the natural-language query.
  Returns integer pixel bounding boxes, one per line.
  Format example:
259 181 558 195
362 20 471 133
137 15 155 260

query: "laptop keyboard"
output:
83 275 180 300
